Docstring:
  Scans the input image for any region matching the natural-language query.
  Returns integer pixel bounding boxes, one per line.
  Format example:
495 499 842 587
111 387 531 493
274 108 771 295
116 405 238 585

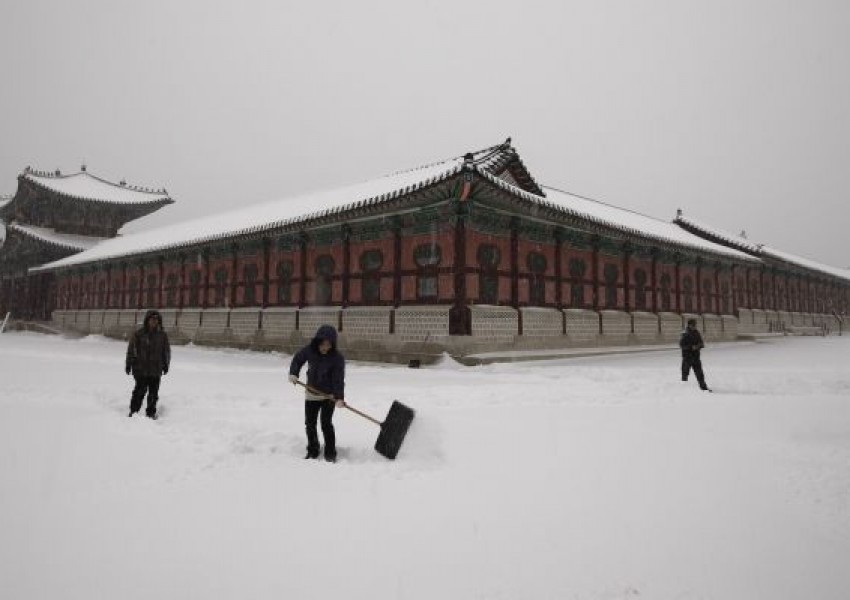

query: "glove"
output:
288 374 298 384
163 365 169 376
125 365 132 375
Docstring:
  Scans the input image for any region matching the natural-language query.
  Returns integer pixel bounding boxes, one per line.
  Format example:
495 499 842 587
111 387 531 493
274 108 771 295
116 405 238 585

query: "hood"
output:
143 309 163 332
311 324 338 351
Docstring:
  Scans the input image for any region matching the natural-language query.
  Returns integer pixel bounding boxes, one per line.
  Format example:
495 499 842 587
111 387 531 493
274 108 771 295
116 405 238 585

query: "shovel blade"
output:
374 401 415 460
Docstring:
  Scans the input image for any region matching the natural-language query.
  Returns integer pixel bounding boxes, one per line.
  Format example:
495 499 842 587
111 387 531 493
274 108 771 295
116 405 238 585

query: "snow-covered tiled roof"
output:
491 178 754 260
675 213 850 282
32 140 769 273
674 213 761 254
760 246 850 282
20 168 172 206
8 222 106 252
33 144 510 272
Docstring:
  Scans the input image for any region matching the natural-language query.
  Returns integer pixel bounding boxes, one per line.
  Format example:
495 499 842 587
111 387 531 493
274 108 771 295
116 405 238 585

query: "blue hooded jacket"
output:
289 325 345 399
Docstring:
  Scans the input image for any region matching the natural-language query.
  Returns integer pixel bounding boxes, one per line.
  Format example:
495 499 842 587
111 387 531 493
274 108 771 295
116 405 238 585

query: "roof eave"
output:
476 172 758 263
20 173 173 207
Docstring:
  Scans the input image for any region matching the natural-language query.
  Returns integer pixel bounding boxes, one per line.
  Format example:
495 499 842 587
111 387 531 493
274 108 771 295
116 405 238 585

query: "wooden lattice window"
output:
528 252 547 306
703 279 713 313
568 258 587 308
166 274 179 308
315 255 335 305
97 280 107 308
243 263 258 306
660 273 672 312
128 278 138 308
111 282 121 308
477 244 500 305
214 268 228 307
414 243 441 300
359 250 383 304
683 276 694 313
145 274 158 308
603 263 619 309
634 268 648 310
188 270 201 307
277 261 293 304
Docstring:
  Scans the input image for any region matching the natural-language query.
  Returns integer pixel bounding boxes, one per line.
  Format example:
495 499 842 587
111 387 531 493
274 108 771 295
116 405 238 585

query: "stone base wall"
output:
394 305 450 342
49 307 840 364
520 307 563 337
158 309 179 331
659 312 683 341
631 312 659 342
600 310 631 343
792 312 812 326
341 306 393 340
564 309 599 342
702 314 723 341
229 308 261 343
197 308 229 342
721 315 739 340
102 309 120 331
737 308 754 334
470 305 518 341
298 308 341 340
261 308 298 341
88 310 105 334
750 309 769 334
177 309 202 340
765 310 781 333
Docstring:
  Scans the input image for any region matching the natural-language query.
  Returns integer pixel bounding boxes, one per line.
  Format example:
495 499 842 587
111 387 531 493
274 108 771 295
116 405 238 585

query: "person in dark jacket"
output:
126 309 171 419
680 318 710 391
289 325 346 462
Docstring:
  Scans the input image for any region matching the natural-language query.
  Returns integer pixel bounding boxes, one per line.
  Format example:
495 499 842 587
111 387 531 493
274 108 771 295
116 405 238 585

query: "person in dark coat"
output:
126 309 171 418
680 318 710 391
289 325 346 462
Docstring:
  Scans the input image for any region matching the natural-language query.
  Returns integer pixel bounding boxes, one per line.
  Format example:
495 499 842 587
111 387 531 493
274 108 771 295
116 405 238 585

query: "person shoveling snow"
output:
288 325 346 462
288 324 416 461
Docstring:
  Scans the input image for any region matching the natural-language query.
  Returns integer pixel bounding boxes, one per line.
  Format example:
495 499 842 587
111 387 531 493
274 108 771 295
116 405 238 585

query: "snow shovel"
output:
294 381 415 460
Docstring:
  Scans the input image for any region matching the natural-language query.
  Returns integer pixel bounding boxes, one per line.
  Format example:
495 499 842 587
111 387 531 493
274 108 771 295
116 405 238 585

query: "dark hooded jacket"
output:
289 325 345 399
126 310 171 378
679 326 705 359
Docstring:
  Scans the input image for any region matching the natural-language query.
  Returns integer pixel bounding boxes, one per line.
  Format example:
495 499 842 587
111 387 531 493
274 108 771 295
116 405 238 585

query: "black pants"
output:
130 375 161 415
681 355 708 390
305 400 336 458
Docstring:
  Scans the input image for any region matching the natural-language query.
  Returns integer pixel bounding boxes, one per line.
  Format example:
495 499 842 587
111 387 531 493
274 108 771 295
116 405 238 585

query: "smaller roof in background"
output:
20 168 172 206
7 222 106 252
675 212 850 282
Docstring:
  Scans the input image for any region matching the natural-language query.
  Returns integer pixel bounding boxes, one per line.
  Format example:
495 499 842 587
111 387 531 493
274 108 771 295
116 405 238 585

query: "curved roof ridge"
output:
479 172 755 261
674 212 761 253
8 222 106 252
20 168 172 206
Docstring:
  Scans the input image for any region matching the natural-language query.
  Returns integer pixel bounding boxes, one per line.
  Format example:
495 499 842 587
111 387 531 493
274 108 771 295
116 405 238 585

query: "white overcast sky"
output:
1 0 848 267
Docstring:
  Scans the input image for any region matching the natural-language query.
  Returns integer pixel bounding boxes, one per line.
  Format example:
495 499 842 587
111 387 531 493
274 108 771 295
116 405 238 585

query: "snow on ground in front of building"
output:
1 333 849 599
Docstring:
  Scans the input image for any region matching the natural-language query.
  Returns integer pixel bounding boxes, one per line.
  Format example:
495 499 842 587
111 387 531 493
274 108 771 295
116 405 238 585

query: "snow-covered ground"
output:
1 332 849 599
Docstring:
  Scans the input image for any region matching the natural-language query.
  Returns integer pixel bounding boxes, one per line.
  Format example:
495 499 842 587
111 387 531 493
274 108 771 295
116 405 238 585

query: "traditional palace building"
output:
0 167 172 319
1 140 847 361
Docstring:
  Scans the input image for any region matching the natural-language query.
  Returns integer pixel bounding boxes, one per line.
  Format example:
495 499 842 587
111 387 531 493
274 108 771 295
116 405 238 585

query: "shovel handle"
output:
294 380 383 427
